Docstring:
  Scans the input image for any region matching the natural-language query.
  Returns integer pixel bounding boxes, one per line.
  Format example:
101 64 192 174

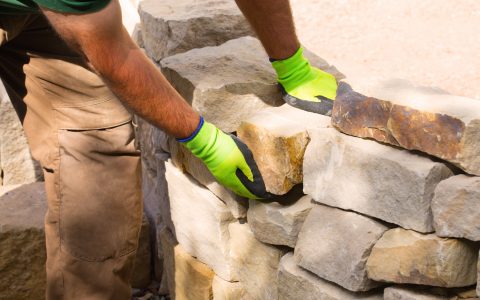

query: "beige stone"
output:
294 204 388 292
278 253 383 300
229 222 287 300
212 276 248 300
332 78 480 175
237 104 332 194
366 228 479 287
303 128 452 233
0 183 46 300
384 286 451 300
139 0 253 61
432 175 480 241
160 228 215 300
248 191 313 248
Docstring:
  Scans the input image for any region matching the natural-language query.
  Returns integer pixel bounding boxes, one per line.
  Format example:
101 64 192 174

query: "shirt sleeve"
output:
35 0 111 13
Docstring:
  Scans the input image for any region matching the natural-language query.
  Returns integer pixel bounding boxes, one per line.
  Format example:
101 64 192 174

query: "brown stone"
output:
332 78 480 175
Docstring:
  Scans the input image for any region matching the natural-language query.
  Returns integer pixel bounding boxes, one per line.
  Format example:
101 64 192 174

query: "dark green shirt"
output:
0 0 110 14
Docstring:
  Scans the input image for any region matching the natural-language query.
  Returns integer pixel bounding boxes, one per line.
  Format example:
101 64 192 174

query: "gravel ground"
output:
291 0 480 99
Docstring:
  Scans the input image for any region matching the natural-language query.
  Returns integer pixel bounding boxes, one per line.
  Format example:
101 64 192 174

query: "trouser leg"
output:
0 14 143 300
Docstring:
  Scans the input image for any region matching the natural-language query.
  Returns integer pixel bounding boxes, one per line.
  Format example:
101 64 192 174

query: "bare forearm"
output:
42 1 199 138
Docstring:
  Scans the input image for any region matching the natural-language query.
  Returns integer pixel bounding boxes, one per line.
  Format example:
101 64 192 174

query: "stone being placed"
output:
0 183 47 300
278 253 383 300
303 128 453 233
366 228 479 287
0 83 42 185
237 104 332 194
163 161 236 280
332 78 480 176
229 222 287 300
294 204 388 292
139 0 253 61
432 175 480 241
160 228 215 300
212 276 247 300
168 138 248 219
248 192 313 248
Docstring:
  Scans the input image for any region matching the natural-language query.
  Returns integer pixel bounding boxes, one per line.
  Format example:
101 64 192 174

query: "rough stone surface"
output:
332 78 480 175
131 216 152 289
432 175 480 241
0 183 46 300
278 253 383 300
294 204 388 292
384 286 451 300
169 138 248 219
0 84 42 185
237 104 332 194
160 228 215 300
160 37 283 133
366 228 479 287
212 276 247 300
164 161 236 280
248 192 313 248
303 128 453 233
229 222 287 300
139 0 254 61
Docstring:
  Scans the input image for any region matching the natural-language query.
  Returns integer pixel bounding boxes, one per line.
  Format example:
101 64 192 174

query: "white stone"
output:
212 276 247 300
303 128 453 233
294 204 388 292
139 0 253 61
229 222 286 300
248 192 313 248
278 253 383 300
432 175 480 241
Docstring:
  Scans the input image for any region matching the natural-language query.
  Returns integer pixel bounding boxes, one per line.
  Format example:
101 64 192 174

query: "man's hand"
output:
180 118 270 199
272 47 338 116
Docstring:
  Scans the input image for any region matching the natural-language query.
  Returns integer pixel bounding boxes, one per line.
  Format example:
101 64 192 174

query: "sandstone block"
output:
160 228 215 300
0 183 46 300
303 128 453 233
169 138 248 219
139 0 253 61
237 104 332 194
294 204 388 292
332 78 480 175
384 286 451 300
366 228 479 287
432 175 480 241
248 191 313 248
0 84 42 185
160 37 283 133
278 253 383 300
229 222 287 300
212 276 247 300
164 161 236 280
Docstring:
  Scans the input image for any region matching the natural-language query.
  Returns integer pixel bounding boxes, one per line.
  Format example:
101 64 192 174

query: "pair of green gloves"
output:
180 47 337 199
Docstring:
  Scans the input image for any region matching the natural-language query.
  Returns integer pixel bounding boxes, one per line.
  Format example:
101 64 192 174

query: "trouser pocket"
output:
58 122 142 262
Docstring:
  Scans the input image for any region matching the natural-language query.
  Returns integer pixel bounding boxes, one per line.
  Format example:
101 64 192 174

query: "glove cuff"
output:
177 116 205 143
271 46 316 93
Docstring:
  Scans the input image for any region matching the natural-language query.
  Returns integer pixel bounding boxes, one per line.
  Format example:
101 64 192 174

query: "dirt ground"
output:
290 0 480 99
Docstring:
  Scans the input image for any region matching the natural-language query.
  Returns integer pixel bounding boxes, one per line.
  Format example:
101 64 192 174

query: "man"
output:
0 0 337 298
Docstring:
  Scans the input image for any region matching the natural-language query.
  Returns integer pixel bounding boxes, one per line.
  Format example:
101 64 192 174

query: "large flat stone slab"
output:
432 175 480 241
248 191 313 248
164 161 236 280
139 0 253 61
366 228 479 287
278 253 383 300
160 36 284 133
294 204 388 292
229 222 287 300
332 78 480 175
237 104 331 194
303 128 453 233
212 276 247 300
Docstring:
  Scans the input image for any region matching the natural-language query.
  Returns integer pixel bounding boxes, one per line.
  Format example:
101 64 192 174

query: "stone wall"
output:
136 1 480 299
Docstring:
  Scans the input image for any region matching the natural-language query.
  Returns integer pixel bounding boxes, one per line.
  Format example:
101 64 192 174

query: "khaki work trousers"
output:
0 14 143 300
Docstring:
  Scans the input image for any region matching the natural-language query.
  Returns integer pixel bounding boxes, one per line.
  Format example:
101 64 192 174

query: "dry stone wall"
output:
136 1 480 299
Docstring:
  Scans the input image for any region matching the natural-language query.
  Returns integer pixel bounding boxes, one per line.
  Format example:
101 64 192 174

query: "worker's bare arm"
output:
41 0 199 138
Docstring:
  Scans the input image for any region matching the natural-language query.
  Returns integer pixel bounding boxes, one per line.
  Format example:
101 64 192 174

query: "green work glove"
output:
179 117 270 199
272 47 338 116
